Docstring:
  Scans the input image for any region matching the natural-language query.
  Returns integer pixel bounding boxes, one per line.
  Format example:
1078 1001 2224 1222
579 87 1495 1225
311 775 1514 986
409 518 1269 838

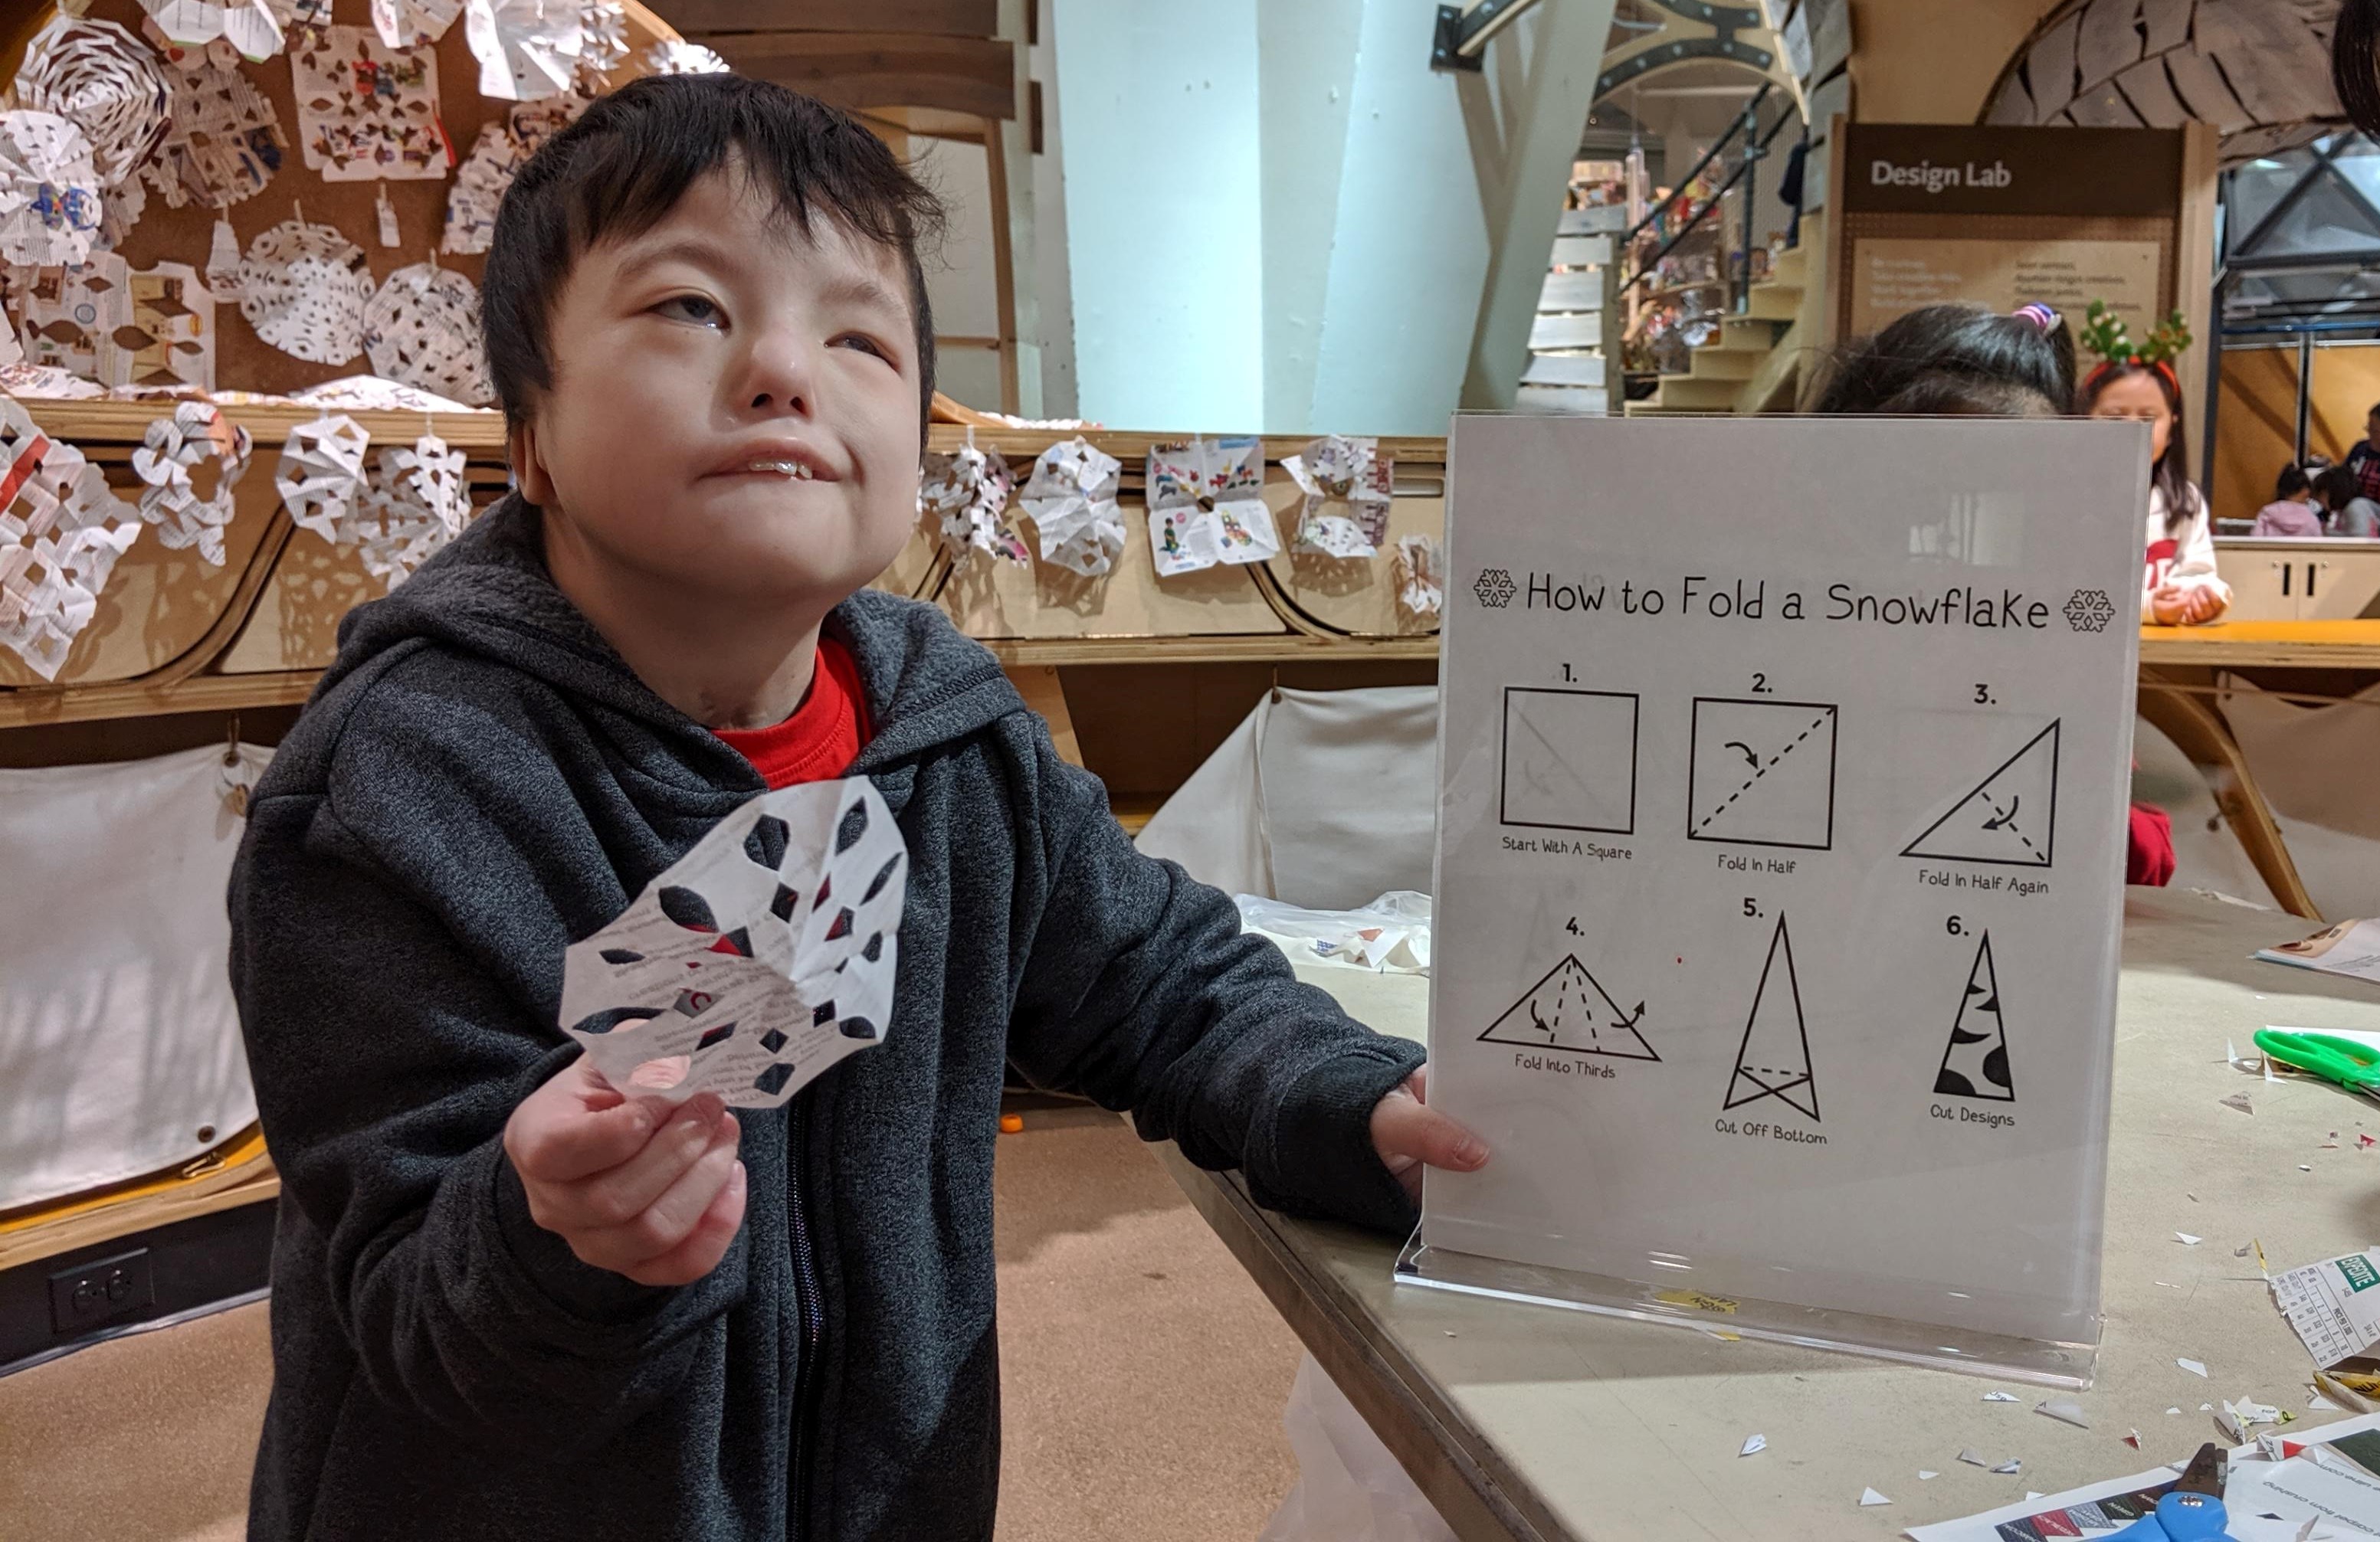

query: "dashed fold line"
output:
1694 712 1831 834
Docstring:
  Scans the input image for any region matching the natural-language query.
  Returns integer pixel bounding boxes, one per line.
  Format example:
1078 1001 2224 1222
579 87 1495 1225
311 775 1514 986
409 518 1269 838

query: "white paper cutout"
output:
0 398 144 680
236 218 372 365
1017 436 1123 577
274 413 372 541
465 0 589 101
12 16 174 197
2034 1398 2090 1428
561 778 908 1110
576 0 629 83
289 25 448 182
1956 1448 1991 1467
1859 1488 1892 1507
370 0 464 49
142 51 285 209
440 97 580 254
131 402 251 565
2179 1357 2210 1377
1394 532 1443 619
375 185 402 247
287 373 482 413
1283 434 1392 559
353 432 468 586
362 261 491 405
642 39 731 75
17 255 215 391
919 435 1026 567
138 0 287 61
1146 436 1278 578
0 112 104 268
1991 1459 2023 1475
1739 1434 1766 1456
207 216 240 288
1982 1390 2021 1403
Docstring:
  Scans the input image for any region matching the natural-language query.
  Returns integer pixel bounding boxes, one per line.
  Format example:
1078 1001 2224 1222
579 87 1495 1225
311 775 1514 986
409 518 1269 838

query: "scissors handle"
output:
2256 1029 2380 1090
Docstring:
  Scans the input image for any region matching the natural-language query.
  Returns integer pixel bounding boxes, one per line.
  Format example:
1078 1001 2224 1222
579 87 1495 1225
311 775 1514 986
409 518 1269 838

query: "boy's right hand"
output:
503 1060 748 1287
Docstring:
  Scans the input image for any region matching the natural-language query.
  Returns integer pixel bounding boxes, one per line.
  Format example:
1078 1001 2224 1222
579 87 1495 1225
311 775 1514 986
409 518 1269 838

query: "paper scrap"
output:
1016 437 1123 577
289 25 448 182
1146 436 1278 577
2169 1408 2181 1416
1282 434 1391 558
1918 1471 1938 1480
0 112 104 268
2223 1092 2257 1115
143 49 285 209
2272 1248 2380 1373
1394 532 1443 620
362 262 491 405
18 255 216 391
236 218 372 365
2037 1398 2090 1429
0 398 145 679
1992 1459 2022 1475
920 436 1026 567
2180 1358 2210 1377
1957 1448 1991 1467
274 414 372 542
1859 1488 1891 1507
2303 1164 2316 1172
12 16 173 198
1740 1433 1765 1456
2257 919 2380 987
561 778 906 1109
2124 1429 2141 1449
131 401 251 565
1983 1391 2020 1403
2179 1233 2204 1246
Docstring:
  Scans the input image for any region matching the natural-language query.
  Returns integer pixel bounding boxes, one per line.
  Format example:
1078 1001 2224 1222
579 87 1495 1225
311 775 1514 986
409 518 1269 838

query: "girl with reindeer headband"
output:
2075 303 2231 627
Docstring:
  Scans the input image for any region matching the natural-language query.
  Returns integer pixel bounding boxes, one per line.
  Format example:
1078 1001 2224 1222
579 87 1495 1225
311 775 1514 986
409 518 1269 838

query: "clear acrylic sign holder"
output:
1405 414 2147 1390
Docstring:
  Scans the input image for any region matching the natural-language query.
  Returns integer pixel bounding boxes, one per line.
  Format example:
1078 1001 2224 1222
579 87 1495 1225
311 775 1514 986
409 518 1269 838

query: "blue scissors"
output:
2110 1443 2235 1541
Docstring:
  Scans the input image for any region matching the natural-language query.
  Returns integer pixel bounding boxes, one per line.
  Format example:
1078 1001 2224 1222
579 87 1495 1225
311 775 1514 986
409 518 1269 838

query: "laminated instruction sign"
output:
1417 415 2146 1377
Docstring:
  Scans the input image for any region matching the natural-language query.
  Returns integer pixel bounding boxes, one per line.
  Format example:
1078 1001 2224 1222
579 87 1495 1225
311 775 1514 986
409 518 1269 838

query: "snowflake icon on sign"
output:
1474 568 1518 608
2064 588 2116 633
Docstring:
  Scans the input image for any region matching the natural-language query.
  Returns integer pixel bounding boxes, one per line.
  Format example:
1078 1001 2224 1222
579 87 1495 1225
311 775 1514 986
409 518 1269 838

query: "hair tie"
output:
2012 303 2060 333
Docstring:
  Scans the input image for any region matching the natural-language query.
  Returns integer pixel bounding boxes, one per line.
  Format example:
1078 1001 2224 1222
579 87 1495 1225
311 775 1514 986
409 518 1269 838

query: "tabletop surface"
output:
2139 619 2380 665
1195 889 2380 1541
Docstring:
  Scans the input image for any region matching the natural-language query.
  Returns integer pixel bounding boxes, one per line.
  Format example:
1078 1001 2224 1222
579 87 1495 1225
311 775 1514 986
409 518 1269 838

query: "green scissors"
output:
2254 1030 2380 1101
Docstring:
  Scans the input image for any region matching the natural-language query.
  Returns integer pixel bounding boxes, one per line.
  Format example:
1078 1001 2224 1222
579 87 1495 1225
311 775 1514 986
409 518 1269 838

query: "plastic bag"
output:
1234 891 1431 974
1257 1354 1456 1542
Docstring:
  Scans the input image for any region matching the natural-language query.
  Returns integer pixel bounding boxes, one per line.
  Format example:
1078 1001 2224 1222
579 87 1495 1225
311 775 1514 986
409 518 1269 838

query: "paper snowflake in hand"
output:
363 262 492 405
1283 434 1392 559
1145 437 1279 578
0 112 106 268
0 399 144 681
12 16 173 195
131 402 252 565
1017 437 1124 578
237 217 372 365
354 434 469 587
275 413 372 542
920 436 1027 567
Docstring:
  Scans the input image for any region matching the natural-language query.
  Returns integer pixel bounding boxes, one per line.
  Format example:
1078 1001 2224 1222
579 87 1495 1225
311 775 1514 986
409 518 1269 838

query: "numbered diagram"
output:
1500 687 1639 834
1687 698 1838 851
1902 721 2060 868
1723 915 1818 1120
1933 933 2014 1102
1478 954 1656 1060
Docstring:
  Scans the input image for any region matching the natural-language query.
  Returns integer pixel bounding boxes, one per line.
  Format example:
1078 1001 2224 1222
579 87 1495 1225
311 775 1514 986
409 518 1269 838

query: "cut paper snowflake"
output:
143 52 284 209
920 435 1025 566
0 112 105 268
354 433 468 586
440 96 581 254
576 0 629 83
274 413 372 542
1017 437 1123 577
1145 436 1278 578
236 217 372 365
17 254 215 391
465 0 590 101
290 25 448 182
287 373 481 413
137 0 287 61
12 16 173 195
642 39 731 74
1283 434 1392 558
362 261 491 404
0 398 144 680
130 401 251 565
370 0 464 49
1395 533 1442 620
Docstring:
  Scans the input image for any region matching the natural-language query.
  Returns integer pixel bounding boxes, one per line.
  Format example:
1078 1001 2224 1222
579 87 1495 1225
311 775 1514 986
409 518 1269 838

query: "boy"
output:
229 75 1483 1540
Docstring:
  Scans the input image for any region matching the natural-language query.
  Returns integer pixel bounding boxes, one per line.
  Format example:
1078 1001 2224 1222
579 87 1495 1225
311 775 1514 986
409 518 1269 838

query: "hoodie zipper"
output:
786 1095 824 1540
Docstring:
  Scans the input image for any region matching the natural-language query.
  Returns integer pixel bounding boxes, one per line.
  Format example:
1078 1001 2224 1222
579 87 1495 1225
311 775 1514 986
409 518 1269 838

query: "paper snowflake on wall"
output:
237 217 372 365
920 436 1026 567
441 96 582 254
1283 434 1392 559
1145 437 1279 578
131 402 252 565
1018 437 1123 578
363 262 493 405
0 398 145 680
141 48 284 210
275 413 372 542
0 112 106 268
138 0 288 61
370 0 464 49
13 16 173 197
465 0 592 101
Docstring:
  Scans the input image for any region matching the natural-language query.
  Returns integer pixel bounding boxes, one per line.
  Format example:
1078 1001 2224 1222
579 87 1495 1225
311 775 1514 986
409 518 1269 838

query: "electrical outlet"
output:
48 1247 154 1334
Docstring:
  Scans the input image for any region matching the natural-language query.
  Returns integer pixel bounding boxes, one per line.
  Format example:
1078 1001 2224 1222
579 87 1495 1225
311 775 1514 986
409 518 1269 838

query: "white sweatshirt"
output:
2142 482 2230 622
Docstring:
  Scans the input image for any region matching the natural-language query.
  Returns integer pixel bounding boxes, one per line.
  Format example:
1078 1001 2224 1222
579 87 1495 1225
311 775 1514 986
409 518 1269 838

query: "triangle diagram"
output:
1933 933 2014 1102
1477 954 1656 1060
1723 915 1818 1120
1902 721 2060 868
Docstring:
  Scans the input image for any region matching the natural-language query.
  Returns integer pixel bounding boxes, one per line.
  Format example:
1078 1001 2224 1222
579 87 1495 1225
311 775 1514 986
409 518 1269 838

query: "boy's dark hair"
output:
2277 463 2313 500
1812 303 2075 418
2075 359 2199 532
481 74 946 437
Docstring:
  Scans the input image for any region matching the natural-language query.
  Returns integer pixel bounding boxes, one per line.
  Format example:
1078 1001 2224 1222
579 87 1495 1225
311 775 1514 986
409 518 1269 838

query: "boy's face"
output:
513 165 922 613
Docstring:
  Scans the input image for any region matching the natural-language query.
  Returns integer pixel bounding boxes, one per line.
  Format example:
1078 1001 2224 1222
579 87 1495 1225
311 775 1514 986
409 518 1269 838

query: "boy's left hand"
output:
1370 1065 1488 1203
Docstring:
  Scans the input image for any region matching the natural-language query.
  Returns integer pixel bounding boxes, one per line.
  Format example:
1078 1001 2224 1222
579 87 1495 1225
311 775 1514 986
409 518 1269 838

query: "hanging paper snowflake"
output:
362 261 492 404
370 0 464 49
142 51 284 210
465 0 591 101
1144 437 1279 578
275 413 372 542
919 436 1025 567
354 433 469 587
1394 533 1443 620
130 402 252 565
441 96 582 254
137 0 287 61
0 398 145 681
1283 434 1392 559
0 112 105 268
643 39 731 74
13 16 173 198
237 217 372 365
1017 437 1123 578
577 0 630 82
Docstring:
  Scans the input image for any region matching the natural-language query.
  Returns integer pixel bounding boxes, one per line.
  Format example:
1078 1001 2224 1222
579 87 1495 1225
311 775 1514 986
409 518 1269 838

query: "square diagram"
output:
1500 688 1638 834
1687 698 1838 851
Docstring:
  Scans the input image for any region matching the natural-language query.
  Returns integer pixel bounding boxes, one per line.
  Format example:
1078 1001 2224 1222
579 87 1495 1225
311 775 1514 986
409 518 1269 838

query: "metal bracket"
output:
1431 0 1536 71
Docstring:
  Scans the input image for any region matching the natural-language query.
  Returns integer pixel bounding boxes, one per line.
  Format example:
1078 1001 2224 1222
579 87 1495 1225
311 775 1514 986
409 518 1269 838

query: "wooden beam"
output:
698 31 1016 119
657 0 995 37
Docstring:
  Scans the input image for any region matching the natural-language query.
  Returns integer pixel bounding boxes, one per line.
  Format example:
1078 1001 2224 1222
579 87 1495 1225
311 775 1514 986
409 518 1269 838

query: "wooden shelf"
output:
982 633 1438 666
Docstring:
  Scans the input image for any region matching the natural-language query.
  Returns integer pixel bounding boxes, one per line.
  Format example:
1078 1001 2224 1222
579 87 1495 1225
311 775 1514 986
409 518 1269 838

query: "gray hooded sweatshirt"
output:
228 496 1427 1540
